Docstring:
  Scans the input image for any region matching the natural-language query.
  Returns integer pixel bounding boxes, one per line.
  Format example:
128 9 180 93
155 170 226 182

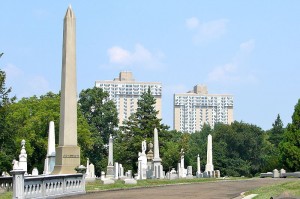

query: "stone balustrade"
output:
3 170 85 199
0 176 13 192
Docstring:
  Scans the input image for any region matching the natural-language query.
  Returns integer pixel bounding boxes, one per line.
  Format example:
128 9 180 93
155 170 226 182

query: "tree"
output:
268 114 284 147
280 99 300 171
0 53 16 173
3 92 93 173
78 87 119 175
116 87 169 171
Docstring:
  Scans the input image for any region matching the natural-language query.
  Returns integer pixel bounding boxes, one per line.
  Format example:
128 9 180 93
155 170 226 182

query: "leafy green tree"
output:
78 87 118 175
280 99 300 171
0 53 16 173
116 87 169 172
4 92 93 173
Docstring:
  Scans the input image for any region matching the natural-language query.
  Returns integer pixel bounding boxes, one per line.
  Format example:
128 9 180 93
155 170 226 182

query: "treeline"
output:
0 61 299 177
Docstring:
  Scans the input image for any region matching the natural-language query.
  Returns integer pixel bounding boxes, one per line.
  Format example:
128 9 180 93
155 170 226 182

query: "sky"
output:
1 1 300 130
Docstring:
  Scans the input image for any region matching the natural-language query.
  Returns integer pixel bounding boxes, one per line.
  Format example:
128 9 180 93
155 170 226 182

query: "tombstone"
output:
32 167 39 176
43 121 56 175
18 140 28 175
280 168 286 178
196 154 201 178
169 168 178 180
137 140 148 180
186 166 193 179
215 170 221 178
86 158 96 181
101 178 115 185
127 170 132 178
273 169 279 178
123 178 137 185
106 134 114 178
114 162 119 180
146 142 154 179
100 171 106 180
52 6 81 174
152 128 164 179
119 164 124 178
1 171 10 177
205 134 214 173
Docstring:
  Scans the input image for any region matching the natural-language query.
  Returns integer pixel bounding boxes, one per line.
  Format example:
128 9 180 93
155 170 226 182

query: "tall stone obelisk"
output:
205 134 214 172
152 128 164 179
52 5 80 174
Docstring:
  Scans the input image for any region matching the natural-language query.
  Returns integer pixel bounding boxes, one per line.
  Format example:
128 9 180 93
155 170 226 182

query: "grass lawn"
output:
246 179 300 199
85 177 240 192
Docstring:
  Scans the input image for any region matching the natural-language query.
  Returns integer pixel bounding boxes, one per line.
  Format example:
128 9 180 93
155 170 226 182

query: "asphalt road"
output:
63 178 299 199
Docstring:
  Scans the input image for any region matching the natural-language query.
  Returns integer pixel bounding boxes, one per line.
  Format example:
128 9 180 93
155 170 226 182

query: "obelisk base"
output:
51 146 80 174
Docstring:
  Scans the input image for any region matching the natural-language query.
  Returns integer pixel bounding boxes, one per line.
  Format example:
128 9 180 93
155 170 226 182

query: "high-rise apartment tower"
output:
95 72 162 126
174 85 233 133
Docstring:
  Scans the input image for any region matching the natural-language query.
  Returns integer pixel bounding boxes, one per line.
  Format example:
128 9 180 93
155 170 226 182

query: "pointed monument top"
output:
65 5 75 19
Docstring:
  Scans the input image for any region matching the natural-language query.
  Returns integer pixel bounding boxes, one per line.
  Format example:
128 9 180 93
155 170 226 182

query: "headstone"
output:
137 140 147 180
178 149 187 178
280 168 286 178
152 128 164 179
106 134 114 178
273 169 279 178
52 5 80 174
186 166 193 179
123 179 137 184
43 121 56 175
215 170 221 178
169 168 178 180
114 162 119 179
127 170 132 178
146 142 154 178
196 154 201 177
119 164 124 178
205 134 214 173
18 140 28 175
32 167 39 176
86 158 96 181
101 179 115 184
100 171 106 180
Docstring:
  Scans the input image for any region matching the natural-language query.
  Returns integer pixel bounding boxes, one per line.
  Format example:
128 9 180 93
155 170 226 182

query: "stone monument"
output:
106 134 114 178
196 154 202 177
19 140 28 175
137 140 147 180
52 5 80 174
43 121 56 175
152 128 164 179
205 134 214 176
178 148 187 178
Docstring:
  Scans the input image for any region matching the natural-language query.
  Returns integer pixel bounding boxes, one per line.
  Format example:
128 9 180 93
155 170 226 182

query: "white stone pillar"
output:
205 134 214 172
18 140 27 175
11 169 25 199
197 154 201 176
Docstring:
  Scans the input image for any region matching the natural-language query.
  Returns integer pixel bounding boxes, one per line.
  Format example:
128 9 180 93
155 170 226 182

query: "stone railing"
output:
10 170 86 199
0 176 13 192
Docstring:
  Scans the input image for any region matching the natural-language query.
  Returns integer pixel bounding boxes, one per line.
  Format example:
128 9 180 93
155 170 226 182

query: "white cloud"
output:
3 64 23 80
107 43 164 69
186 17 199 29
207 39 257 83
186 17 229 43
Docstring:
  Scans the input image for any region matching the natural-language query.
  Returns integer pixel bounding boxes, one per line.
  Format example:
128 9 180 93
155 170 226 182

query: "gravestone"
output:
137 140 147 180
152 128 164 179
32 167 39 176
186 166 193 179
43 121 56 175
205 134 214 173
106 134 114 178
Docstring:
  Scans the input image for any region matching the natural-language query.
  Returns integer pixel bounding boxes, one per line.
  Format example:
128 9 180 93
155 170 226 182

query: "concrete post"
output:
10 170 26 199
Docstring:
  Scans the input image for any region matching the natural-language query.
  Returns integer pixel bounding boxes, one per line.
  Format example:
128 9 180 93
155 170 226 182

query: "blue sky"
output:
1 1 300 130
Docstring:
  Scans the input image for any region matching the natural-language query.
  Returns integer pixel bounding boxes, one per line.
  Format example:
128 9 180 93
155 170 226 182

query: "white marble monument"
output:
152 128 164 179
43 121 56 175
137 140 148 180
106 134 114 178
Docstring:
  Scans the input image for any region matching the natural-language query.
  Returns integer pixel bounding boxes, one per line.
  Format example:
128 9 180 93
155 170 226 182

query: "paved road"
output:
64 178 299 199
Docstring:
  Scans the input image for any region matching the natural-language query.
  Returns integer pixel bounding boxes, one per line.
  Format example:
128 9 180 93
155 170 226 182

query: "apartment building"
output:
174 85 233 133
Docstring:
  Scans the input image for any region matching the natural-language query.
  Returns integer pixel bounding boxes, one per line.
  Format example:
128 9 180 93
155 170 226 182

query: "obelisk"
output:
205 134 214 172
52 5 80 174
152 128 164 179
106 134 114 178
43 121 56 174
